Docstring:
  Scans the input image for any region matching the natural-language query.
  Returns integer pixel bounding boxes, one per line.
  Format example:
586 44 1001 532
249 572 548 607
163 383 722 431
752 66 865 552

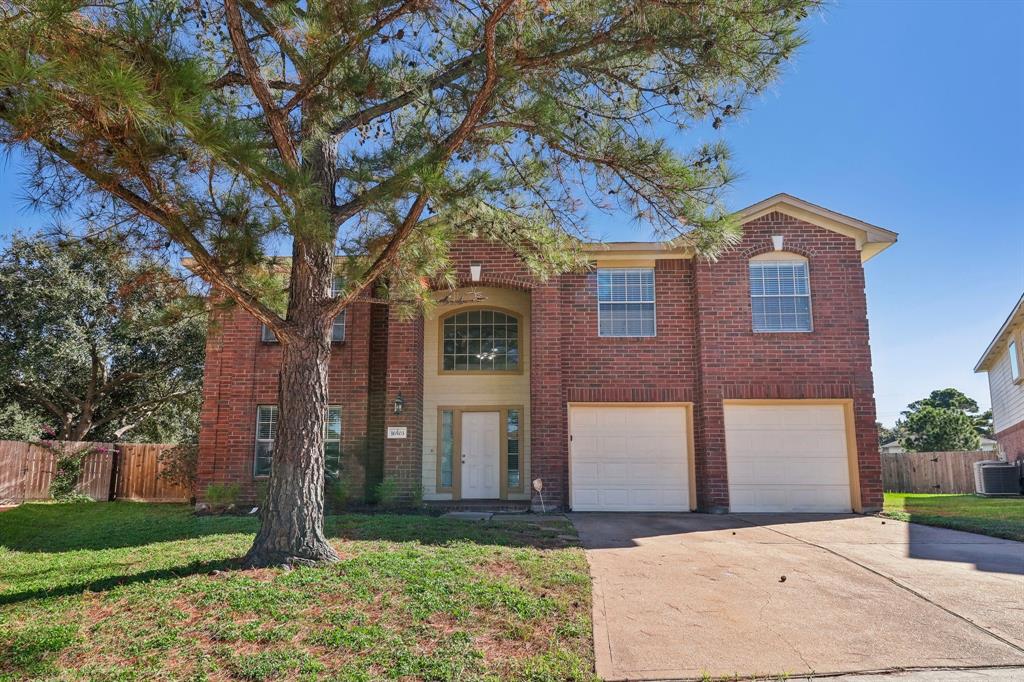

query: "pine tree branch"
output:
283 0 420 114
224 0 301 170
22 134 292 338
323 0 516 321
327 53 481 137
207 71 301 92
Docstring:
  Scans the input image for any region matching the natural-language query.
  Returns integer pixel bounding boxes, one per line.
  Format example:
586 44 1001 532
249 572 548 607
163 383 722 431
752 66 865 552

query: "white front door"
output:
461 411 500 499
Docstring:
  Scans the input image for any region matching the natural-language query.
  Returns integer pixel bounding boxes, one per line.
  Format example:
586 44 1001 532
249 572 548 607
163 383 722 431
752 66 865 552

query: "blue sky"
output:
1 1 1021 425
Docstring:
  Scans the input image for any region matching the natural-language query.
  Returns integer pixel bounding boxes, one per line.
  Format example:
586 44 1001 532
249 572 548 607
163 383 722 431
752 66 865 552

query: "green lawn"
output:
0 503 594 681
882 493 1024 541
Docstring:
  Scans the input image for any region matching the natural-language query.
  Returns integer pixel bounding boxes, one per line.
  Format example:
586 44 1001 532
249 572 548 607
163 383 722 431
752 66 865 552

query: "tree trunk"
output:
244 236 339 568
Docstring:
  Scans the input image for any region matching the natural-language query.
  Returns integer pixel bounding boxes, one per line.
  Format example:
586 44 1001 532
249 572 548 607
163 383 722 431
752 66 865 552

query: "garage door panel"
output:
725 404 852 513
570 405 690 512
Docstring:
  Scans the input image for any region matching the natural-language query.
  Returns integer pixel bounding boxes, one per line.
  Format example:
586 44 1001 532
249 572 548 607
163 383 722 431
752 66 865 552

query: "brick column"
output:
381 309 424 500
530 282 567 511
692 261 730 512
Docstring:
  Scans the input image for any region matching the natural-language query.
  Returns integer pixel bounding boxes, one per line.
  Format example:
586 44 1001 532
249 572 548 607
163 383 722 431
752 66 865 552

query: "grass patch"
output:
0 502 593 681
882 493 1024 541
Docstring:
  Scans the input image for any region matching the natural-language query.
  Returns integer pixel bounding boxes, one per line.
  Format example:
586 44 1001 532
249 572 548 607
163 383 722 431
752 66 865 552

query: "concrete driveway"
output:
570 513 1024 681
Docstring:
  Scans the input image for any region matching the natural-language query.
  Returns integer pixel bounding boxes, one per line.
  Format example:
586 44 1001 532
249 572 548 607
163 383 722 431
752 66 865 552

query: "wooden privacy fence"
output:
881 450 996 494
0 440 191 505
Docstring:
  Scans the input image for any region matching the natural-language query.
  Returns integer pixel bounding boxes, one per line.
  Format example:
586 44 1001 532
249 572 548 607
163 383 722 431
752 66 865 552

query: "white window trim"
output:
332 309 347 343
749 257 814 333
1009 336 1022 384
260 276 347 344
253 405 278 478
596 267 657 338
254 405 343 478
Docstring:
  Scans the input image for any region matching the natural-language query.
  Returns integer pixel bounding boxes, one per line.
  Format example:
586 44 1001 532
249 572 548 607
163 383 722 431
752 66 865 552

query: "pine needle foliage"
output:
2 0 817 331
0 0 819 564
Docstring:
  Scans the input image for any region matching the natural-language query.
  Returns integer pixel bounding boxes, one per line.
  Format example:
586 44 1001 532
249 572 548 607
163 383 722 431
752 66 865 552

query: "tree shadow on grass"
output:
0 557 238 606
0 502 260 552
0 502 573 553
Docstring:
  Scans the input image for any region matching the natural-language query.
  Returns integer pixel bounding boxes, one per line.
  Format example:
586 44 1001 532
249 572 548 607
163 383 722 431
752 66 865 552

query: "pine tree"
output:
0 0 819 566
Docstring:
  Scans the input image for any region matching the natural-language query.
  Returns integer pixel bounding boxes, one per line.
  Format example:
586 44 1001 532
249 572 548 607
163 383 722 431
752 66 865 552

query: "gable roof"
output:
583 193 898 261
736 193 898 262
975 292 1024 372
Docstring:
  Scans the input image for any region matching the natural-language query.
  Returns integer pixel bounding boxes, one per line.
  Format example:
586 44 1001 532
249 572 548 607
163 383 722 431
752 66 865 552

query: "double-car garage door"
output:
568 402 855 513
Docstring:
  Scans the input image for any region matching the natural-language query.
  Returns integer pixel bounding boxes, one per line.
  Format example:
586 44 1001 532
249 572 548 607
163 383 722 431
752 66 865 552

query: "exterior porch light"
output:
470 263 482 282
393 393 405 415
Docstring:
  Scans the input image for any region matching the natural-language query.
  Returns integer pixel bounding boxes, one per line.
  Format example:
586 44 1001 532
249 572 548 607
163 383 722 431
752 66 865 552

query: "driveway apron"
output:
570 513 1024 681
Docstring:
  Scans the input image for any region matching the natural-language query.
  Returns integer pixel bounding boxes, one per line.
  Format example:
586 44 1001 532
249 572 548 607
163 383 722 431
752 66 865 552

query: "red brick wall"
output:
693 211 882 511
196 215 884 512
196 300 374 503
995 419 1024 462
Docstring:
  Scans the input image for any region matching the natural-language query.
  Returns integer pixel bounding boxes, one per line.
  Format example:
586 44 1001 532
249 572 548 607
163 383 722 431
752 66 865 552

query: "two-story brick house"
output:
196 193 898 513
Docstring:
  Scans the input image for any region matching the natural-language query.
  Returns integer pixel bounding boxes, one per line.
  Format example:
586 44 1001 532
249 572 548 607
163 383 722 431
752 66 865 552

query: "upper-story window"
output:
261 276 347 343
441 309 521 372
597 268 656 337
749 255 812 332
1010 336 1022 383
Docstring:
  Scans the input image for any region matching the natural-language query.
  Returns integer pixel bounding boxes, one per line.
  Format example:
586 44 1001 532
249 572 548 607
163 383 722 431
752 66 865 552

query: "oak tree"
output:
0 232 205 443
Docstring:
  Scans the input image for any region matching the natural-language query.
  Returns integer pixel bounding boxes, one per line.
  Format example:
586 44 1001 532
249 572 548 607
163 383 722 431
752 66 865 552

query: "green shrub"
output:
157 443 198 495
374 477 399 508
325 479 353 512
205 482 241 510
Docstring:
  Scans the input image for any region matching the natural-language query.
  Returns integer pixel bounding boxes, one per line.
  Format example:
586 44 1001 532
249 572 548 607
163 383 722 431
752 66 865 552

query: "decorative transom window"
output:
254 405 342 478
441 309 520 371
749 258 812 332
597 268 656 337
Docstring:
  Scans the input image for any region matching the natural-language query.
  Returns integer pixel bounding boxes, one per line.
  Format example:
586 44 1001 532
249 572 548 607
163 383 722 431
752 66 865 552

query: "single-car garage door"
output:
569 404 692 511
724 402 855 513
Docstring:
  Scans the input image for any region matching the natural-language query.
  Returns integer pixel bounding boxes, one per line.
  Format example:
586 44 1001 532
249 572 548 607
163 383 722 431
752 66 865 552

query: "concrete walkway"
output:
570 513 1024 681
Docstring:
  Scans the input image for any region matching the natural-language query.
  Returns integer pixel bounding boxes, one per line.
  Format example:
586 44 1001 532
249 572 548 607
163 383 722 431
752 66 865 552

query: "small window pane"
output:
1010 340 1021 382
750 260 812 332
254 405 278 476
507 410 520 489
440 410 454 489
332 310 346 342
261 324 277 343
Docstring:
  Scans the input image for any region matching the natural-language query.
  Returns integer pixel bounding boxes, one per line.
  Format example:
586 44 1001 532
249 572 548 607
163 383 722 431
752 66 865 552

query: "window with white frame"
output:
1010 337 1022 383
749 258 812 332
597 268 656 337
254 405 278 476
253 405 342 477
260 276 346 343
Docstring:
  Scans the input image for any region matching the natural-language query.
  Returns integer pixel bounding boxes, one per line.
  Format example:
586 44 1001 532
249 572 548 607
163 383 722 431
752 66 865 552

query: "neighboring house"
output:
879 439 998 455
975 293 1024 461
196 194 898 513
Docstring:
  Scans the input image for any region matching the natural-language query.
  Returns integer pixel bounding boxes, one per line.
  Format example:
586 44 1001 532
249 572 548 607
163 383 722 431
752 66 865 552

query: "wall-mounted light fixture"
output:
470 263 482 282
771 235 784 251
393 393 405 416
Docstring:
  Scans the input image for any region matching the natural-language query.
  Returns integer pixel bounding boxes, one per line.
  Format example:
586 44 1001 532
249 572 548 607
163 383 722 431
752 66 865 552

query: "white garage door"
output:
724 403 853 513
569 405 691 511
